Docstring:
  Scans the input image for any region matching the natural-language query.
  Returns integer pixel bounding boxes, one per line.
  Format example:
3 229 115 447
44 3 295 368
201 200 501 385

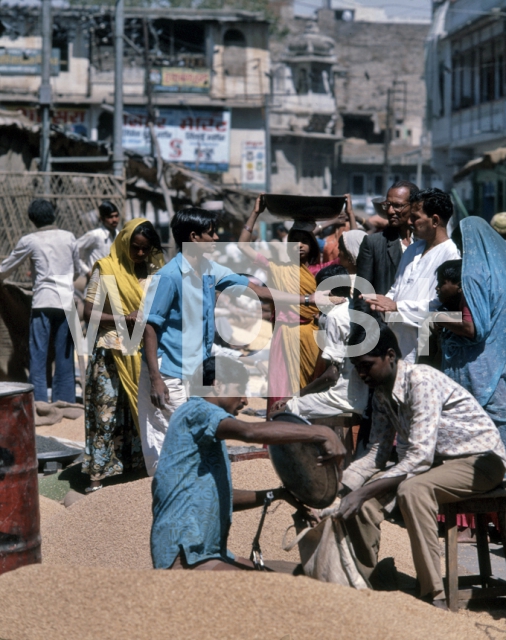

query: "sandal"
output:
85 485 103 493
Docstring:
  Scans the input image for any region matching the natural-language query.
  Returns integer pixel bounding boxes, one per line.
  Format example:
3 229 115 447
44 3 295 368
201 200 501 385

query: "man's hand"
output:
317 363 339 389
125 310 140 329
309 289 345 307
268 398 290 415
335 475 406 520
335 488 367 520
362 294 397 313
344 193 355 219
150 376 170 410
311 290 346 313
335 210 348 226
272 486 305 510
253 194 266 216
315 427 346 466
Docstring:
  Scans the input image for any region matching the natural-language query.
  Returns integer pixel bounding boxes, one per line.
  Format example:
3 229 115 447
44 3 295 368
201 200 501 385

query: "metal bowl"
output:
264 194 346 221
37 449 82 471
268 412 339 509
372 196 388 218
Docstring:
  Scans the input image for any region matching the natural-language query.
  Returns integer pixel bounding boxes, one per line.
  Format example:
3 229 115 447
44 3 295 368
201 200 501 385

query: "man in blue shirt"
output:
139 206 325 475
151 356 343 571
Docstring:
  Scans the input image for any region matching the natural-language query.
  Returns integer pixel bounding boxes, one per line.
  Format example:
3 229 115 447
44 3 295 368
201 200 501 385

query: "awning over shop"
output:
454 147 506 182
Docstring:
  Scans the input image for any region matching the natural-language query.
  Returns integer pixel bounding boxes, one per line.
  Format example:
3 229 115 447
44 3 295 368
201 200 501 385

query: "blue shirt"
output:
144 253 248 379
150 397 235 568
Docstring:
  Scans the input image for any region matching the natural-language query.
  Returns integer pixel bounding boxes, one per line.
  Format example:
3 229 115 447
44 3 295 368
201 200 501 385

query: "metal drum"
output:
0 382 41 575
268 412 340 509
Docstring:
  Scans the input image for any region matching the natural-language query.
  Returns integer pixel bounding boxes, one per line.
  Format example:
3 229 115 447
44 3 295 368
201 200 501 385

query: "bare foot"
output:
432 598 449 611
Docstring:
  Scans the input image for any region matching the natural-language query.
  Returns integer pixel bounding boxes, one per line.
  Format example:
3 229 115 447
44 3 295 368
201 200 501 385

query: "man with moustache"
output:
365 188 460 362
353 180 418 314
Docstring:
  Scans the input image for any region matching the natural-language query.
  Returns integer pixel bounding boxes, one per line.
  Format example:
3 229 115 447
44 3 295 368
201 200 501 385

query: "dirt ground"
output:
28 398 506 638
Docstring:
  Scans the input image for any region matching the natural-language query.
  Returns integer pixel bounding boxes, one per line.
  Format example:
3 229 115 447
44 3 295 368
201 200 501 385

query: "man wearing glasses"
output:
353 180 418 314
365 188 460 363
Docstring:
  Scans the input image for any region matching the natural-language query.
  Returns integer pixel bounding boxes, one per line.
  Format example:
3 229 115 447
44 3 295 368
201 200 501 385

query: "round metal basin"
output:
264 194 346 221
371 196 388 218
268 412 339 509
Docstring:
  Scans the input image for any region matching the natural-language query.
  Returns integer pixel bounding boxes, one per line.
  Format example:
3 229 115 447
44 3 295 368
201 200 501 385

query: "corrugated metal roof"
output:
0 109 39 132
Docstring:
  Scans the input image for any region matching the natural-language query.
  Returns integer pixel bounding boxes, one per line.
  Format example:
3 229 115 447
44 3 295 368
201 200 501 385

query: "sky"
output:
293 0 432 22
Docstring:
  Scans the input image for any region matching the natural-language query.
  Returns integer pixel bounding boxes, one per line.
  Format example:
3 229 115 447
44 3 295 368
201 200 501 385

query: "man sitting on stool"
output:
334 326 506 609
151 356 344 571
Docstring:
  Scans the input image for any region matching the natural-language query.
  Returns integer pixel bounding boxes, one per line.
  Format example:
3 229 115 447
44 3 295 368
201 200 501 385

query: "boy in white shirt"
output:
77 200 120 278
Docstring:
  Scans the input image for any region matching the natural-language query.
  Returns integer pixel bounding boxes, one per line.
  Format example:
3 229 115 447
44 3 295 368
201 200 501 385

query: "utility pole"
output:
113 0 124 177
143 17 155 156
383 80 407 192
39 0 52 173
265 71 273 192
382 87 392 194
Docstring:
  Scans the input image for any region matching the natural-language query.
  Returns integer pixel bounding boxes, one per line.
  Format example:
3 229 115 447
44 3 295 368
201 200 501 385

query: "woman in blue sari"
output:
440 216 506 446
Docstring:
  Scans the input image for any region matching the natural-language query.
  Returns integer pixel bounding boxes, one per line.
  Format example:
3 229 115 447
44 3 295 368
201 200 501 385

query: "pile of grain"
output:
229 459 301 563
42 459 300 568
0 564 487 640
39 495 65 522
42 478 153 569
36 415 85 445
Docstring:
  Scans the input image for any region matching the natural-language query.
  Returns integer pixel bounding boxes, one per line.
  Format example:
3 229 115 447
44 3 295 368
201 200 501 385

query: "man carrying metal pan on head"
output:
150 355 345 572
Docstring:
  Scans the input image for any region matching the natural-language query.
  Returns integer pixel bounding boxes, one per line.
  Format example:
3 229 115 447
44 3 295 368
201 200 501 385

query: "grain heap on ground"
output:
41 460 301 568
0 564 489 640
38 495 65 522
27 403 506 637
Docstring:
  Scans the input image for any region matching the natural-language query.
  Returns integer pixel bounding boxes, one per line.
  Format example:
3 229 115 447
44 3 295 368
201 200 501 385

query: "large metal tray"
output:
264 194 346 221
268 412 339 509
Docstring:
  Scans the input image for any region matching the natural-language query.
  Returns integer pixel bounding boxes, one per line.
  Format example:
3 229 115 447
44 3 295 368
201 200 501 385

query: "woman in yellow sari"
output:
82 219 165 491
239 198 339 413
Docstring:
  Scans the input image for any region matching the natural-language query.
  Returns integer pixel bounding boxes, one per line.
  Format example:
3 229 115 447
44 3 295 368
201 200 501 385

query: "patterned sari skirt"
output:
82 347 145 482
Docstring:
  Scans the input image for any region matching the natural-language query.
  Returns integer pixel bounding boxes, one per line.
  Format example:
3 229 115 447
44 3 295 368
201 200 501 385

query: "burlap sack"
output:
283 507 369 588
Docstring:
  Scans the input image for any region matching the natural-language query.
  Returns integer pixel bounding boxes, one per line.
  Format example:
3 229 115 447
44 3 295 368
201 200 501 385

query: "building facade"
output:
268 1 433 207
426 0 506 219
0 7 270 189
269 21 339 196
316 5 433 206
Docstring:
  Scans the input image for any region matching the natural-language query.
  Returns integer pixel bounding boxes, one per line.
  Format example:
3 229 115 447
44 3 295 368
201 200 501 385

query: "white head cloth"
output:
342 230 367 265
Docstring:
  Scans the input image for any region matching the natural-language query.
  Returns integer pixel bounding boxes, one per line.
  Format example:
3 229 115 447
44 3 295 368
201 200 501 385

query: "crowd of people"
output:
2 182 506 610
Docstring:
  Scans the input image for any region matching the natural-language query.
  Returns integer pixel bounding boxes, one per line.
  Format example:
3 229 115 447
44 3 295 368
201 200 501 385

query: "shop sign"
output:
0 47 60 75
123 108 230 173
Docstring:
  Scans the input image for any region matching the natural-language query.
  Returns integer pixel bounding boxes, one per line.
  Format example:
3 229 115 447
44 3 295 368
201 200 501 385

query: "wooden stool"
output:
440 486 506 611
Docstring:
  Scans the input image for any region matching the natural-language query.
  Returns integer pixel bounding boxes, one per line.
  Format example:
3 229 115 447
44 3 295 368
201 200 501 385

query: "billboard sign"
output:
123 108 231 173
242 140 266 191
150 67 210 93
0 47 60 75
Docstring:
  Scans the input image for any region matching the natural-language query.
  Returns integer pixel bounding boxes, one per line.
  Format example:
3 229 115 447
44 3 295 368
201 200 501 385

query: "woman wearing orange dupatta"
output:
81 219 165 491
239 198 339 413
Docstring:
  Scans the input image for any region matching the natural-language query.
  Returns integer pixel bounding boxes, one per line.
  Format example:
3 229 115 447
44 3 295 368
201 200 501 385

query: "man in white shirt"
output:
285 265 368 420
333 326 506 609
0 199 80 402
77 201 120 278
365 188 460 362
